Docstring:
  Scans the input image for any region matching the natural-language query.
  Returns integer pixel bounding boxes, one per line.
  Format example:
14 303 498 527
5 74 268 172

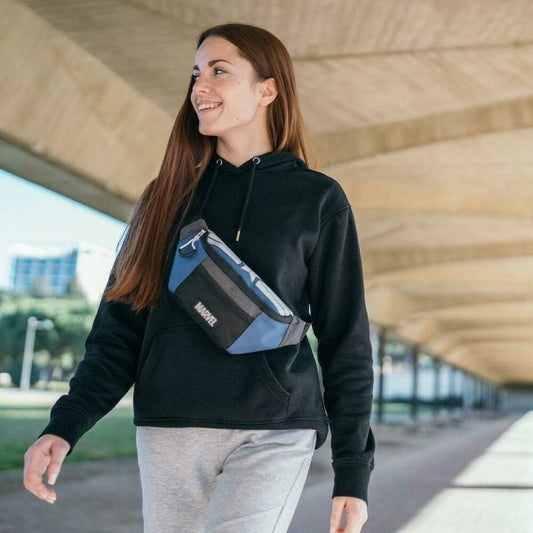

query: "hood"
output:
199 151 307 241
215 150 307 175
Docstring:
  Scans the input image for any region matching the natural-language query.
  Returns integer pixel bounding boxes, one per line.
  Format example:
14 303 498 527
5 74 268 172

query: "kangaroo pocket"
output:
135 326 291 423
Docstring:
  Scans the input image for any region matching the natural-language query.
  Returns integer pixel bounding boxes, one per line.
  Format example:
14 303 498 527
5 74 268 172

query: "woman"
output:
24 23 375 533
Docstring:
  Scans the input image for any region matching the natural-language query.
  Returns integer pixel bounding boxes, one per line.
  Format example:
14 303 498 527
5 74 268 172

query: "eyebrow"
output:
192 59 234 71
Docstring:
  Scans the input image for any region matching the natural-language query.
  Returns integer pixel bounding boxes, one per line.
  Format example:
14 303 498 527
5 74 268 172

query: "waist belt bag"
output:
168 218 310 354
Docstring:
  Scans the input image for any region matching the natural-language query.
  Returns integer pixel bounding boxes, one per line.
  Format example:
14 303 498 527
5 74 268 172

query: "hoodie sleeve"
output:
307 202 375 503
40 293 148 451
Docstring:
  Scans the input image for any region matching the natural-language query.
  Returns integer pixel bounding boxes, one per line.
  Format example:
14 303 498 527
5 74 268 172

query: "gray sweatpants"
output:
136 427 316 533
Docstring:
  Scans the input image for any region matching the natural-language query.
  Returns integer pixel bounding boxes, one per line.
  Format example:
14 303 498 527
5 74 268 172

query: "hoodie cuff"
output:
40 406 90 454
332 462 373 503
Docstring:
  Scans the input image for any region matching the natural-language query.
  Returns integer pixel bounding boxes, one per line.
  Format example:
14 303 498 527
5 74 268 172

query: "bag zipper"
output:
178 229 207 257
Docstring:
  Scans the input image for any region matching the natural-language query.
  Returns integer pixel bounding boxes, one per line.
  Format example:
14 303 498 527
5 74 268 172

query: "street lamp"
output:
20 317 54 392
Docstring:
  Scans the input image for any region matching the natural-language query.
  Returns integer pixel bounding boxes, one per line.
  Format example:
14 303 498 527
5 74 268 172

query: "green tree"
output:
0 291 97 379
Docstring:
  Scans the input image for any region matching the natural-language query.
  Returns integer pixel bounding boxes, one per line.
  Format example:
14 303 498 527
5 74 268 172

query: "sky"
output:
0 169 127 289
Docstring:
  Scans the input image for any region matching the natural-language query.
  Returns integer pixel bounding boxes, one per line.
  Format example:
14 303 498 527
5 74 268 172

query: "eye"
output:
191 72 200 82
214 67 225 75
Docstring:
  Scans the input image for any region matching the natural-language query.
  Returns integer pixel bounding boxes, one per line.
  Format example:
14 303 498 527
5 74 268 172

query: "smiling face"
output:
190 36 277 157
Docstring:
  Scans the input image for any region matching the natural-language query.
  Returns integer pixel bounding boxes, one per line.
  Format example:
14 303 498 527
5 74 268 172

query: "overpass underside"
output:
2 0 533 386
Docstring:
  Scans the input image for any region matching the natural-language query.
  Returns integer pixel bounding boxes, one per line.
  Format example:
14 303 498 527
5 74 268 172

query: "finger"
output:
46 440 69 486
23 447 56 504
330 497 346 533
24 468 57 504
343 510 359 533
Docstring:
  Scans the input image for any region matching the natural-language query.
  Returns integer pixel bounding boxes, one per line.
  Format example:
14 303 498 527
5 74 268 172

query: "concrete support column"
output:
471 376 478 410
462 372 470 411
471 374 479 411
457 369 465 411
448 366 457 416
410 346 419 424
474 377 482 410
489 383 497 411
376 329 387 424
433 358 441 418
484 381 493 411
494 385 501 411
464 372 470 410
485 382 491 411
479 380 485 410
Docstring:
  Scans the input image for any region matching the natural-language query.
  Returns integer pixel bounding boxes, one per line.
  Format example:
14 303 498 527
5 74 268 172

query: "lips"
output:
197 102 222 112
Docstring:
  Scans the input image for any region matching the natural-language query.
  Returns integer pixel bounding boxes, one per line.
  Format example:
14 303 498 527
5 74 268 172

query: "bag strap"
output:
198 158 223 217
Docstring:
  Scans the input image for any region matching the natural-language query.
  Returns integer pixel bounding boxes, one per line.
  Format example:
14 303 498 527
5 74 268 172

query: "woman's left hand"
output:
329 496 368 533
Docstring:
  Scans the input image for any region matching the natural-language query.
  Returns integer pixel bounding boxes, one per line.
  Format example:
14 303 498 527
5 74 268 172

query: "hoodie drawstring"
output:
199 156 261 242
235 156 260 242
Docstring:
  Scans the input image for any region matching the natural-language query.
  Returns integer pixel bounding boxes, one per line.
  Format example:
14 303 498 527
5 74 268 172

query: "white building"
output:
8 242 115 304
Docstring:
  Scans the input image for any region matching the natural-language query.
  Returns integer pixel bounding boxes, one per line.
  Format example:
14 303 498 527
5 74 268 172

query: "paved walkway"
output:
290 411 533 533
0 410 531 532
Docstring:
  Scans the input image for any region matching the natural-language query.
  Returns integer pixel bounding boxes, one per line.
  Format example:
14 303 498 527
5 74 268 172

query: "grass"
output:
376 402 434 415
0 403 137 472
1 396 443 472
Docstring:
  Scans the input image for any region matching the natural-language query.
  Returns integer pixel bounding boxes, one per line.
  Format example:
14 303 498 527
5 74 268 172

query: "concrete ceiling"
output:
2 0 533 385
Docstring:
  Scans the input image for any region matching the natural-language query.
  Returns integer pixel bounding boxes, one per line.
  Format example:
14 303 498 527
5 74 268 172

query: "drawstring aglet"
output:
235 229 242 242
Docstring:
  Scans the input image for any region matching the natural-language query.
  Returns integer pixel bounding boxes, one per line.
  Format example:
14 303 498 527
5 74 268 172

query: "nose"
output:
192 73 211 96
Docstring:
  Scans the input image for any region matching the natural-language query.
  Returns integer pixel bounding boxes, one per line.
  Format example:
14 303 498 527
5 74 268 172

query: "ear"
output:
258 78 278 107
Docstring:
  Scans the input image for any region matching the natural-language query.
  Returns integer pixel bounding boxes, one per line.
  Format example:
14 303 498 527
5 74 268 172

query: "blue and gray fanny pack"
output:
168 218 310 354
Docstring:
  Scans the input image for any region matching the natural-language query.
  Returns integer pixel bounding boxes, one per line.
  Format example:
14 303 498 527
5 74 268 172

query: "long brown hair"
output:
105 23 312 310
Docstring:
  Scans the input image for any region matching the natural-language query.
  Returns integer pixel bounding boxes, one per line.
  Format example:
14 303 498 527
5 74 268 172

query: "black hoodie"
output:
42 151 375 502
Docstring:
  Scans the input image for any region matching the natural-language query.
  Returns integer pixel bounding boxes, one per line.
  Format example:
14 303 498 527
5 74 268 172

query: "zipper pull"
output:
178 229 206 257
